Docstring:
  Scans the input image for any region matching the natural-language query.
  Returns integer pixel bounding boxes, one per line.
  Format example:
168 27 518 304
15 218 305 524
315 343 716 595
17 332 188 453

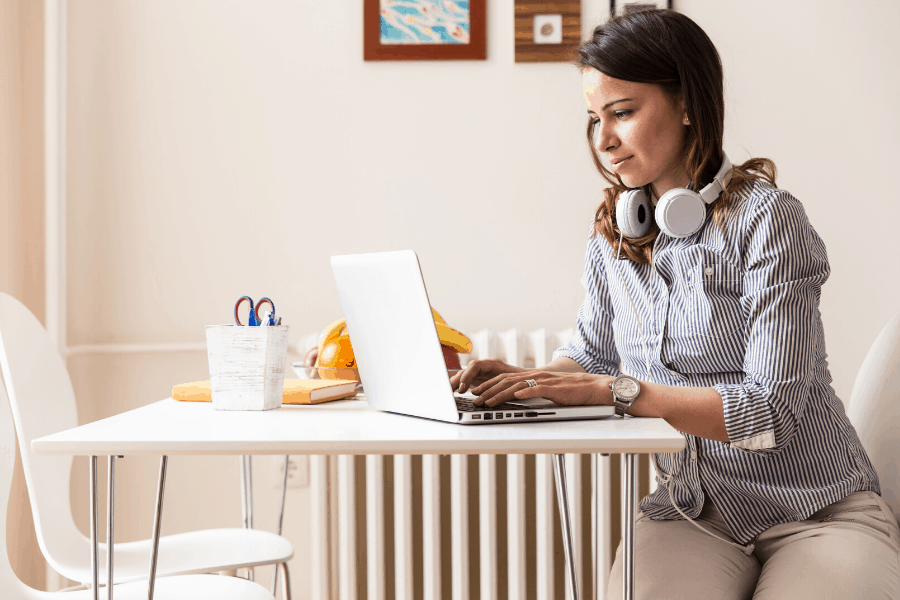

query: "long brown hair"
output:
576 9 776 263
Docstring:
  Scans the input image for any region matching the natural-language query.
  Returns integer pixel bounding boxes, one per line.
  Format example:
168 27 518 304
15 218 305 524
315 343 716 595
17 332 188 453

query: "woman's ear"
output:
672 92 689 125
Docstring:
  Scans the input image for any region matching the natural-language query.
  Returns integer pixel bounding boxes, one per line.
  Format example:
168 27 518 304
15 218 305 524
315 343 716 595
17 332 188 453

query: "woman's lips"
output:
611 156 632 170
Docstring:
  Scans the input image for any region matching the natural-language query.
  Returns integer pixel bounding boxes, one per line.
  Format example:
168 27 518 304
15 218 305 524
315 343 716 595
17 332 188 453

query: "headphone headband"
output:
698 154 733 205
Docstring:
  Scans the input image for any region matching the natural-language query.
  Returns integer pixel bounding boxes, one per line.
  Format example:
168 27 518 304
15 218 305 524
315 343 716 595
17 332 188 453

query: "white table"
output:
33 398 685 600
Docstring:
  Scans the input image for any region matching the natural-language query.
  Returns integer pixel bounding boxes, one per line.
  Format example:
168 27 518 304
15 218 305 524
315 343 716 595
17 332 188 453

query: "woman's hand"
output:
469 370 615 408
450 359 526 394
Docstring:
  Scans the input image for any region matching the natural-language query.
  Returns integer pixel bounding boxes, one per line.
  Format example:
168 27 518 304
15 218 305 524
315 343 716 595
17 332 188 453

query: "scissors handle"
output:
255 298 275 325
234 296 258 326
234 296 276 326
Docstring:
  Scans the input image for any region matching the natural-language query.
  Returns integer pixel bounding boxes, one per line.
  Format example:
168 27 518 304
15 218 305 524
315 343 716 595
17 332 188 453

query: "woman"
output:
449 9 899 599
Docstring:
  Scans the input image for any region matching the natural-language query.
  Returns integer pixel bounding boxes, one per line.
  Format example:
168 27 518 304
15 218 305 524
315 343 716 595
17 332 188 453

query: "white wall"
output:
60 0 900 596
2 0 46 589
682 0 900 406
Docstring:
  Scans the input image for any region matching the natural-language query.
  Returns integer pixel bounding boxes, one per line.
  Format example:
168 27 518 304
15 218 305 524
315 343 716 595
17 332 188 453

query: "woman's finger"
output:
459 360 508 393
473 371 541 396
457 361 485 393
470 371 514 396
477 378 531 407
512 383 546 401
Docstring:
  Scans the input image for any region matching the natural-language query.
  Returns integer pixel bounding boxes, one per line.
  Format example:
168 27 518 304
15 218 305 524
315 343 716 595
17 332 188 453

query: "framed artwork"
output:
364 0 486 61
514 1 581 63
610 0 673 17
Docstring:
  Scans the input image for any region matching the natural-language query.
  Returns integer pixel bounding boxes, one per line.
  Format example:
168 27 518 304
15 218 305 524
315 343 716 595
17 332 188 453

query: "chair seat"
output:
55 528 293 586
61 574 275 600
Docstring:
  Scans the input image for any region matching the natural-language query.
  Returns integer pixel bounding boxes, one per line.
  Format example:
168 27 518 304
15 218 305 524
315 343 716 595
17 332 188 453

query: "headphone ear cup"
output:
655 189 707 238
616 189 653 239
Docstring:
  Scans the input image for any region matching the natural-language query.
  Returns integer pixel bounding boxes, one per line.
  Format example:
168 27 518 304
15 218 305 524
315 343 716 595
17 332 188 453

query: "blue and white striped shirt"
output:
553 178 880 544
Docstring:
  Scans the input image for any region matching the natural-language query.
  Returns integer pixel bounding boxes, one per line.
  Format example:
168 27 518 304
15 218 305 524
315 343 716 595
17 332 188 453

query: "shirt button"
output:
704 266 714 276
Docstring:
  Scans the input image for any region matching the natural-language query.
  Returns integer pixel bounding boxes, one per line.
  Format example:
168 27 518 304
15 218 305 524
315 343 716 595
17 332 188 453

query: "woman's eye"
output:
614 110 632 120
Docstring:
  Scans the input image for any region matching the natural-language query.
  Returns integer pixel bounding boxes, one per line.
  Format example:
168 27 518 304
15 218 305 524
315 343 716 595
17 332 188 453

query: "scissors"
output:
233 296 281 326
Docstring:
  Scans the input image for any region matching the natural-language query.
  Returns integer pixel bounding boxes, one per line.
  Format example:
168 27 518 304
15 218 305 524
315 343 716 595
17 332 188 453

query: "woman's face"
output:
582 68 689 198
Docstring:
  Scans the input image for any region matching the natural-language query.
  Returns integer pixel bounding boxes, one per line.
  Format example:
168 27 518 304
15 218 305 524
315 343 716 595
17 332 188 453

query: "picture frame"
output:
364 0 486 61
610 0 673 17
514 1 581 63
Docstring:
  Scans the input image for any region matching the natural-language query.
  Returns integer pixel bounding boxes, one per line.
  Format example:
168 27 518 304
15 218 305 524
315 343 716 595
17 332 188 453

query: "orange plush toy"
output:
304 308 472 376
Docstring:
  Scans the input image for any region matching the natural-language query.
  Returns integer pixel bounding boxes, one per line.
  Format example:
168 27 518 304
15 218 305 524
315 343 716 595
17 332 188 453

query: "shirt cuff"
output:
714 382 779 455
729 430 776 452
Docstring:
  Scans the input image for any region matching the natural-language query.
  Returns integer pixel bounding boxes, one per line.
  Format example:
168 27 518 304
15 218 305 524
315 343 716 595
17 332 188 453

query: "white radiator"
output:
298 328 657 600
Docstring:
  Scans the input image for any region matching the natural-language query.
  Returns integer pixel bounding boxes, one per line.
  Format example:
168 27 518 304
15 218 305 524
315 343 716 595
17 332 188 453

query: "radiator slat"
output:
302 326 620 600
450 455 469 600
506 454 526 599
329 456 340 597
593 454 612 599
423 455 442 600
501 329 526 600
535 454 555 600
479 454 498 600
366 455 386 600
565 453 584 600
532 331 556 600
338 455 356 600
395 455 414 600
310 455 330 599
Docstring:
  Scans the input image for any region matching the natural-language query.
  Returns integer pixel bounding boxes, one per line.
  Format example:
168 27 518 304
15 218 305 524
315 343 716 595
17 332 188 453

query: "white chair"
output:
847 312 900 520
0 293 293 592
1 360 277 599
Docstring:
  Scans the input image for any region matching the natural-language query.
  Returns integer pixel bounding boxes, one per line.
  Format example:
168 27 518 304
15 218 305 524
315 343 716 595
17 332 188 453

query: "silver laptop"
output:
330 250 615 425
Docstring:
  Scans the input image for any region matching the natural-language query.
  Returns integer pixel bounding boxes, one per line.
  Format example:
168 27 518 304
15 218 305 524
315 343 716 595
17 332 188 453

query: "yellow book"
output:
173 379 358 405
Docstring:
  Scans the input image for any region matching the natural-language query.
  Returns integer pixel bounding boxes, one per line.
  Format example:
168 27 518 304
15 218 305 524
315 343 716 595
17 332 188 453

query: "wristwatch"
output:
609 375 641 418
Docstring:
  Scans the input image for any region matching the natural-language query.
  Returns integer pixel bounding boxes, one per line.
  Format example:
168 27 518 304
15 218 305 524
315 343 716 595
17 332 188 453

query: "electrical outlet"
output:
272 455 308 488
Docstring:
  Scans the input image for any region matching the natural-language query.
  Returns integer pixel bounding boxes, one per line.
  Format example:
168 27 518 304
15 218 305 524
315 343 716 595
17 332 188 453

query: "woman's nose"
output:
597 122 617 153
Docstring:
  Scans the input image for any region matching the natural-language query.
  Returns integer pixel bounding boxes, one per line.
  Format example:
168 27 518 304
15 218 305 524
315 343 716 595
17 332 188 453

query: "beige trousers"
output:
607 490 900 600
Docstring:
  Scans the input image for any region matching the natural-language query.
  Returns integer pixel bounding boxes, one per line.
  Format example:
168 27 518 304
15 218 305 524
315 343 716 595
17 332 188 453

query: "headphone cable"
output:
613 231 755 556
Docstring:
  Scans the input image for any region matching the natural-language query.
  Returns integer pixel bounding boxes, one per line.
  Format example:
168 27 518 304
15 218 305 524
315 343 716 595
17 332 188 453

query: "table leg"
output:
552 453 579 600
623 454 636 600
271 455 289 596
147 456 168 600
90 456 99 600
107 456 117 600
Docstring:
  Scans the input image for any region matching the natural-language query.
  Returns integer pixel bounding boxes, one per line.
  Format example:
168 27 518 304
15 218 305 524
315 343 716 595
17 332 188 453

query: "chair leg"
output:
279 562 291 600
240 455 255 582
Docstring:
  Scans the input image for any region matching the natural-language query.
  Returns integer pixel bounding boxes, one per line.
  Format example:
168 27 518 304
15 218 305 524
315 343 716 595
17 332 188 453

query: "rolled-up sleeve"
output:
713 191 830 456
553 233 622 377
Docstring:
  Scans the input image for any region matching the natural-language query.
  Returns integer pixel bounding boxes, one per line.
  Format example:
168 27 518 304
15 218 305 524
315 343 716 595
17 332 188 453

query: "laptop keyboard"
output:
455 397 517 412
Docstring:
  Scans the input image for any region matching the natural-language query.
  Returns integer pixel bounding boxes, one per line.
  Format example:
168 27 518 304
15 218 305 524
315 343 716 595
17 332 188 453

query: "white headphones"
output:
615 154 733 239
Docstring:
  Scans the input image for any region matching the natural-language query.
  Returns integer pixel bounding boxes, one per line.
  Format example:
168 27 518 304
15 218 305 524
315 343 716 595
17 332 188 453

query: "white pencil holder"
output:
206 324 289 411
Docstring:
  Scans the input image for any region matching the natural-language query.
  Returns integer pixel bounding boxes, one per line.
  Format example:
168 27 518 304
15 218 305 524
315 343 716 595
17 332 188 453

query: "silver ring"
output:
525 379 538 388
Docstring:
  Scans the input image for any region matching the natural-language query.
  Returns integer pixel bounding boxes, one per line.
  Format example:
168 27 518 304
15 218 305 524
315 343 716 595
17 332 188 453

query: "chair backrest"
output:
847 312 900 520
1 369 45 598
0 293 88 576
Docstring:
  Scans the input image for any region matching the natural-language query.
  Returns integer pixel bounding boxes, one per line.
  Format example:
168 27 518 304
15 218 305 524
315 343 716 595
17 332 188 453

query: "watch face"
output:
613 377 639 399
